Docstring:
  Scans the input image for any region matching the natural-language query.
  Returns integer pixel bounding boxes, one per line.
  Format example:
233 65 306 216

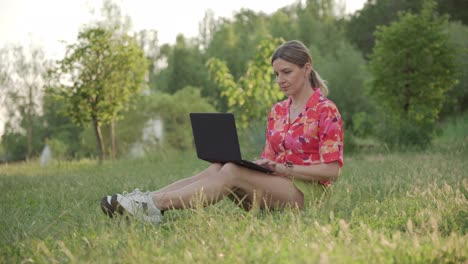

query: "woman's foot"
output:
101 188 163 226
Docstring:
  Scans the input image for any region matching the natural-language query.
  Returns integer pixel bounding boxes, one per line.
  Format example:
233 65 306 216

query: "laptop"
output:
189 113 273 174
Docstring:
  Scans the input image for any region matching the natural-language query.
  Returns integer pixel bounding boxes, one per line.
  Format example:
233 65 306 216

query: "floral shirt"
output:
261 88 344 186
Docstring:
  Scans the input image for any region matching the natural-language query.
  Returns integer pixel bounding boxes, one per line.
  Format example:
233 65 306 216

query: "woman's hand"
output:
255 159 289 177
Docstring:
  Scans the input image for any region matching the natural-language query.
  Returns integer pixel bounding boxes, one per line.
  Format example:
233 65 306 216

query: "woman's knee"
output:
208 163 223 173
217 162 241 184
219 162 241 175
192 163 222 181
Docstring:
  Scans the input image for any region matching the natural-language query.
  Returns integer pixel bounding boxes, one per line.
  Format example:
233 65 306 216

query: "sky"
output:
0 0 366 59
0 0 366 136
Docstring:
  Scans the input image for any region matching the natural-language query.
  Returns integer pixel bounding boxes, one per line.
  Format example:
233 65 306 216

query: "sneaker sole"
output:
100 194 125 218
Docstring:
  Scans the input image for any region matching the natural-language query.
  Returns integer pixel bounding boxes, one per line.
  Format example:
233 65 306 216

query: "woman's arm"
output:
282 162 341 182
256 159 341 182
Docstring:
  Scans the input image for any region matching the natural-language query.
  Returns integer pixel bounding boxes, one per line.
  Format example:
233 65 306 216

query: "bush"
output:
313 40 372 127
372 112 446 150
441 21 468 116
46 139 68 161
149 87 216 151
0 132 27 161
368 1 457 147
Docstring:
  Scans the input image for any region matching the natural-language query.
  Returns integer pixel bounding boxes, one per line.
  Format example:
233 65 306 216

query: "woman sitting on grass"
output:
100 40 344 225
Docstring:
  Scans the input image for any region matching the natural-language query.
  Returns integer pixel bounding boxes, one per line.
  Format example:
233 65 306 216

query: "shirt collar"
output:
286 88 322 109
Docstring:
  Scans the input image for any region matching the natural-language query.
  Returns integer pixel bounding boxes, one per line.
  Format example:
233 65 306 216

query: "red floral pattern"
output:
261 89 344 186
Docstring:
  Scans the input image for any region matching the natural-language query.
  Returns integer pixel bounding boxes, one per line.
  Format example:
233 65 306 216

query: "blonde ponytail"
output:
310 69 329 96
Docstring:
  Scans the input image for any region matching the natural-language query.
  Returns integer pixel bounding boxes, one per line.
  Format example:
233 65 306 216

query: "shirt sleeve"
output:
318 103 344 167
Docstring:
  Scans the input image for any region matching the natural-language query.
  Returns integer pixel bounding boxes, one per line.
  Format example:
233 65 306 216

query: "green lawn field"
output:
1 119 466 263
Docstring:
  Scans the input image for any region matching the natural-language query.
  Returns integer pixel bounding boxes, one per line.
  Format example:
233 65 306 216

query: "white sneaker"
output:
101 188 163 226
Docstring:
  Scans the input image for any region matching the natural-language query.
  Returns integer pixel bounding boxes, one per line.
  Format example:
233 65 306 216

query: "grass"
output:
0 119 467 263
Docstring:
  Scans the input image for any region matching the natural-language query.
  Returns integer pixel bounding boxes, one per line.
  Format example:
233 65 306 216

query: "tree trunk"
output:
110 117 116 160
92 118 105 163
26 87 33 160
26 111 32 160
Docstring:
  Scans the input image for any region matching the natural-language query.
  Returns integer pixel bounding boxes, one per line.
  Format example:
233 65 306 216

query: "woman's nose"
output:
276 75 283 84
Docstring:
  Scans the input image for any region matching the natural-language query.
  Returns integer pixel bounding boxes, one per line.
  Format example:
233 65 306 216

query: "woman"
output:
101 40 344 225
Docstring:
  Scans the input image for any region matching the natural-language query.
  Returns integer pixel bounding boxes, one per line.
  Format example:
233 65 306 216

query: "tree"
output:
441 21 468 116
346 0 467 57
206 9 270 80
0 43 48 160
368 0 457 147
437 0 468 25
269 7 299 41
198 9 217 51
151 35 205 94
40 90 83 158
135 29 160 91
207 37 285 128
313 39 372 131
51 27 148 162
297 0 338 47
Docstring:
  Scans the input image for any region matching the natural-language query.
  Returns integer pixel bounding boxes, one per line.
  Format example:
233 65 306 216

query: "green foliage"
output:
135 29 160 87
1 114 48 161
40 91 83 158
351 112 373 138
269 1 376 151
437 0 468 25
149 87 216 151
433 111 468 154
368 0 457 147
205 9 271 80
312 39 372 129
441 21 468 116
269 0 344 53
111 95 155 157
4 0 468 160
50 26 148 160
75 127 99 159
156 35 209 94
0 43 48 159
346 0 425 57
196 9 274 111
268 7 298 41
297 0 337 47
345 0 466 57
345 0 468 117
1 132 27 161
207 37 285 128
46 138 68 161
53 27 147 126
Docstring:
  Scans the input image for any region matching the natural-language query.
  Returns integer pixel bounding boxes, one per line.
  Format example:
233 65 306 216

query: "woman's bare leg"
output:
152 163 222 194
152 163 303 211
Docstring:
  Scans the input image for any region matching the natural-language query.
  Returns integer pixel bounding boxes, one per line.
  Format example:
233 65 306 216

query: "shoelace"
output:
123 189 147 200
123 188 142 196
122 189 159 218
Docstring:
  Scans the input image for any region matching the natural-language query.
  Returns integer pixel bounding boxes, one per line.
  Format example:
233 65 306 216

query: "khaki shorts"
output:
293 180 333 209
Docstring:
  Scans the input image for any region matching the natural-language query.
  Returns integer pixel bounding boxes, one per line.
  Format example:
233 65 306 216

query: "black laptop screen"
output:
190 113 243 162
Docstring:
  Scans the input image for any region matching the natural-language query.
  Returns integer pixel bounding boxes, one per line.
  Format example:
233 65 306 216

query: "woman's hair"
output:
271 40 329 96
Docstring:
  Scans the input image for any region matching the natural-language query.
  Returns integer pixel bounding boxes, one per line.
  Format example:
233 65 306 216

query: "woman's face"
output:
272 58 310 97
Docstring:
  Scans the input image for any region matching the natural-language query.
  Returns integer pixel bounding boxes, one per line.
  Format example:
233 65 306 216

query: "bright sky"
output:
0 0 365 136
0 0 365 59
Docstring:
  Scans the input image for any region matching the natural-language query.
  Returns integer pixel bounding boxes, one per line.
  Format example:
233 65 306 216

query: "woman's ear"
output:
304 62 312 76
